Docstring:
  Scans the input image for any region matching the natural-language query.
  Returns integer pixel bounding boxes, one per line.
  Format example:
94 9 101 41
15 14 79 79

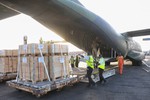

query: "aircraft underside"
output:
0 0 147 65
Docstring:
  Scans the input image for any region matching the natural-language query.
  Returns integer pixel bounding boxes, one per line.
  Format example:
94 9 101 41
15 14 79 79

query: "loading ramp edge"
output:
80 68 116 83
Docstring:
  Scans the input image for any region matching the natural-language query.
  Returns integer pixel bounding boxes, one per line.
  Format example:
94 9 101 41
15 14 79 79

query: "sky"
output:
0 14 82 51
79 0 150 51
0 0 150 51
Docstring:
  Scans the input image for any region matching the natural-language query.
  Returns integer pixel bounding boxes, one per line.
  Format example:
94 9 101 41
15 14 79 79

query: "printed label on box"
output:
23 45 27 51
22 57 27 63
38 57 44 63
60 57 64 63
38 44 44 50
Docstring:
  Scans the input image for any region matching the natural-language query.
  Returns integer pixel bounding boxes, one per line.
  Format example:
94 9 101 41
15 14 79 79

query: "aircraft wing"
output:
0 0 83 21
122 29 150 37
0 2 19 20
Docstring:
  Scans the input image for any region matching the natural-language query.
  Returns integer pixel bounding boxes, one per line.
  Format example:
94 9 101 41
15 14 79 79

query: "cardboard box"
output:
19 45 28 55
30 56 38 83
0 50 12 57
30 56 49 83
20 56 30 81
49 55 70 81
0 57 9 73
49 44 68 54
35 44 49 54
19 43 48 55
12 50 18 56
8 57 13 72
12 57 18 72
37 56 48 81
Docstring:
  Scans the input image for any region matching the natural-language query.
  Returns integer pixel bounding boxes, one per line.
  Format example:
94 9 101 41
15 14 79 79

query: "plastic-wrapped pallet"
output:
37 56 48 81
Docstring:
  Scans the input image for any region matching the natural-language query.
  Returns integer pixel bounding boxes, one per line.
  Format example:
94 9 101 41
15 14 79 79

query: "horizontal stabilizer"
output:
122 29 150 37
143 38 150 41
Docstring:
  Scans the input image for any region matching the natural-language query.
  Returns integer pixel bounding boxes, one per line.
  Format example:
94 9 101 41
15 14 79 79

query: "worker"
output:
117 53 124 75
39 37 44 44
86 53 95 87
70 56 75 68
23 35 28 44
75 55 80 68
98 54 106 84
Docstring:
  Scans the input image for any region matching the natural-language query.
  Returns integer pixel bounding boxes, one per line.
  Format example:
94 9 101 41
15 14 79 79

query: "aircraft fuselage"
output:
0 0 145 63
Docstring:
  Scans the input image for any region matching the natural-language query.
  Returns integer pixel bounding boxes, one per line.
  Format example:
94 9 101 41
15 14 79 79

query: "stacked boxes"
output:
0 57 9 73
49 44 68 54
49 55 70 81
19 43 49 83
20 56 30 81
49 44 69 81
12 57 18 72
18 43 69 83
19 43 48 55
30 56 48 83
0 50 18 73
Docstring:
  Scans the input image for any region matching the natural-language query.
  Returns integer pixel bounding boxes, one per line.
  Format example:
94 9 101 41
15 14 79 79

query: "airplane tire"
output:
105 61 110 66
132 60 142 66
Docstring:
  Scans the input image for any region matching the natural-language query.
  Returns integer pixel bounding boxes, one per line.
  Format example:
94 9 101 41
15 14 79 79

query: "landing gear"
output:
105 61 110 66
132 60 142 66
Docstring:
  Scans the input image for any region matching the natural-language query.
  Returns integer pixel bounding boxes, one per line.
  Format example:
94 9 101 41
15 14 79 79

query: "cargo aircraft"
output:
0 0 150 65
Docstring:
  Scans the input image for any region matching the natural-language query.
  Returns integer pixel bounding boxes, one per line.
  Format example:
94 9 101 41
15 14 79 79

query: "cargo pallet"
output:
7 75 84 97
7 43 76 97
7 43 116 97
0 73 17 82
7 67 116 97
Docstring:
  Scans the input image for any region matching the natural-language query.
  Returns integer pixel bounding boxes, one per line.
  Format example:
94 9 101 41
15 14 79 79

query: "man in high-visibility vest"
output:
70 56 75 68
98 54 106 84
86 54 95 87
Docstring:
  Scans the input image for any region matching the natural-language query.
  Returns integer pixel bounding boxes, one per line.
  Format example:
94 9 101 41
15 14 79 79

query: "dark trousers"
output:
75 62 79 68
87 67 95 86
71 64 74 68
99 68 106 83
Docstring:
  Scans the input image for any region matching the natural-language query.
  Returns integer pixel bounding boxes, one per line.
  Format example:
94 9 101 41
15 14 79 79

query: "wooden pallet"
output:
0 73 17 82
7 76 84 97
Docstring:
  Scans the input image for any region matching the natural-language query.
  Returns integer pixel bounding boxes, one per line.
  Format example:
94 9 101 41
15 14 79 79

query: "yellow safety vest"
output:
86 55 94 69
98 57 105 69
70 57 74 64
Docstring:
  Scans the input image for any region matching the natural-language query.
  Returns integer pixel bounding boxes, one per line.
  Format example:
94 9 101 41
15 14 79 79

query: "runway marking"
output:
142 68 150 72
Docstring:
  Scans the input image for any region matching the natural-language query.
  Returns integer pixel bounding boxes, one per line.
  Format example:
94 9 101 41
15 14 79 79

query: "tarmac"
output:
0 64 149 100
